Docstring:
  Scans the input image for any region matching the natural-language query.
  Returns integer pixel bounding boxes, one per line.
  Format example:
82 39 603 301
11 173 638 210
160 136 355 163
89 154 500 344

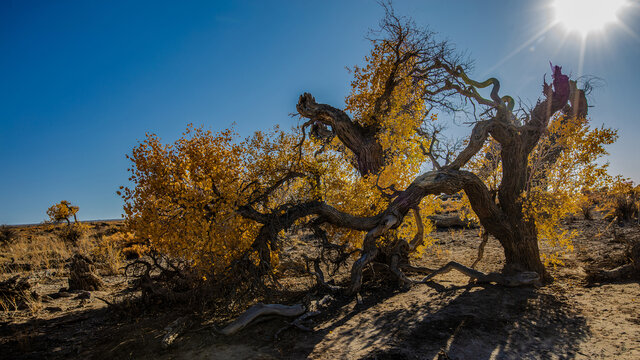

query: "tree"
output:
121 5 615 297
46 200 79 226
295 6 595 289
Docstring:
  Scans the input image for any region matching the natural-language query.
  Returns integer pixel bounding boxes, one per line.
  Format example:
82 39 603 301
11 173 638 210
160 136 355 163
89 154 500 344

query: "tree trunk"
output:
495 142 546 278
498 230 546 276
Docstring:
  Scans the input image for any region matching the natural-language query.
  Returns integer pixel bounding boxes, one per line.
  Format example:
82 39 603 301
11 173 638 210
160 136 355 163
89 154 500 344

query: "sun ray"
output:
577 36 587 78
616 20 640 43
482 22 558 77
550 30 571 59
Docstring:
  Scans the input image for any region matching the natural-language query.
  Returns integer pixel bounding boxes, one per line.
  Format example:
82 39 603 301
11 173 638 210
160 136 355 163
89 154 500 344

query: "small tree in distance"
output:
46 200 79 226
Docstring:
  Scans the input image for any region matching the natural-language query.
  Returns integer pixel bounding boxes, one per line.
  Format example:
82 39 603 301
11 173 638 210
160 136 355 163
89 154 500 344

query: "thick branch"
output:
346 168 508 294
297 93 383 175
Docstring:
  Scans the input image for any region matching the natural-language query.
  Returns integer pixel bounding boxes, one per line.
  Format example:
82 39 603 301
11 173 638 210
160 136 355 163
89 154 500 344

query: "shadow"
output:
0 302 185 360
289 283 590 360
0 281 591 360
0 307 109 359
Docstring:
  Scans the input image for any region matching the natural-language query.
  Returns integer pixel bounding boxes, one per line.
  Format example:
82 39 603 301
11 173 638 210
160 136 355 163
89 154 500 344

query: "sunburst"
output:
553 0 627 36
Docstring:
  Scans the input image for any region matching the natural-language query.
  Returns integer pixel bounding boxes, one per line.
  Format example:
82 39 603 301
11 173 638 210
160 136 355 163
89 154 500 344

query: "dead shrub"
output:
1 225 16 244
0 276 42 314
611 194 639 222
598 178 639 223
68 254 103 291
57 223 88 243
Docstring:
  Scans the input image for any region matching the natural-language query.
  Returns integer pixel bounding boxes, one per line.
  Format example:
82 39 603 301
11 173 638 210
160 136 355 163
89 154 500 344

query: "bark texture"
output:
297 93 384 176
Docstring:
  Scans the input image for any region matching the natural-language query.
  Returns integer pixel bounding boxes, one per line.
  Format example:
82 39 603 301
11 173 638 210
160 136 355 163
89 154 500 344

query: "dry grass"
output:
0 287 42 315
0 222 126 276
83 233 126 275
0 234 72 274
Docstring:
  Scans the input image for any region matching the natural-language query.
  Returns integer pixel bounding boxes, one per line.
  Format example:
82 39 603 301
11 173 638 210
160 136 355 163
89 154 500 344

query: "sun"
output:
553 0 627 36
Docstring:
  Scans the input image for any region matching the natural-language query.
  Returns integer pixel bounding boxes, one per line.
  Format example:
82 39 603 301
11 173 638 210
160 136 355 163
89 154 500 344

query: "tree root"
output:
471 231 489 269
303 255 342 292
218 303 305 336
274 310 321 340
586 263 636 282
348 214 398 294
389 253 414 287
418 261 540 287
400 264 434 275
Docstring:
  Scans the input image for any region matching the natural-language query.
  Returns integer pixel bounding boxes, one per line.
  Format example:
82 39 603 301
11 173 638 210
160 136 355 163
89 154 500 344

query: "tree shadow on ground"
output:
0 304 184 360
295 282 590 360
0 307 111 359
0 281 592 360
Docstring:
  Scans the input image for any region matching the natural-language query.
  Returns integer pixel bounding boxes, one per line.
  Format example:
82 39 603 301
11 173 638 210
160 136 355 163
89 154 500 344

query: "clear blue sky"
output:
1 0 639 224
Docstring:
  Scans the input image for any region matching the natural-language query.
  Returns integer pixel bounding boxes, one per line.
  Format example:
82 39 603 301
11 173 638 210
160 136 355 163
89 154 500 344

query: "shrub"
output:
0 225 16 244
602 177 639 222
57 223 88 243
91 233 126 275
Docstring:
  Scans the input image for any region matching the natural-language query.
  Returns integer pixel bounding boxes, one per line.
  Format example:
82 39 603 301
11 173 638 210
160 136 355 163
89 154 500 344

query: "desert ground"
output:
0 216 638 360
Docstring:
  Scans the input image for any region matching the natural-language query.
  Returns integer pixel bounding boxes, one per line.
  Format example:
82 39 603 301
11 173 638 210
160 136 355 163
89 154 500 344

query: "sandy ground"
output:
1 219 639 359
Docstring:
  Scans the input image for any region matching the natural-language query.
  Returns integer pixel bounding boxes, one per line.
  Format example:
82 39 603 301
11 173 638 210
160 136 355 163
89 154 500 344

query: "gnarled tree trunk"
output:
297 93 384 176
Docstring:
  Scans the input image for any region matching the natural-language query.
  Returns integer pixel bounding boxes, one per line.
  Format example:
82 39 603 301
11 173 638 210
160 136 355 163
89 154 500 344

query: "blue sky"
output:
1 0 639 224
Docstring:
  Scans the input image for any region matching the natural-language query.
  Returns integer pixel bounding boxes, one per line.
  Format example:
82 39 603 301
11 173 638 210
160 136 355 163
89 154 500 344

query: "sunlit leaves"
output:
46 200 79 225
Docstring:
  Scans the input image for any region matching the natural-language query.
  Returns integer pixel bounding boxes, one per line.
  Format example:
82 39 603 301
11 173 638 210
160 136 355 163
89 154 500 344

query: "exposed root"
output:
400 264 434 275
471 230 489 269
303 255 342 292
348 214 398 294
389 253 413 287
218 303 305 336
419 261 540 287
274 310 321 340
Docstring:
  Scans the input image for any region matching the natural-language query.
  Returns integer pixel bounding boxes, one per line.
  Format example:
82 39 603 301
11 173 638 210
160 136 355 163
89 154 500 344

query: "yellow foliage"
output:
121 125 281 274
46 200 79 225
121 35 444 274
599 176 640 221
463 114 618 266
525 115 616 265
